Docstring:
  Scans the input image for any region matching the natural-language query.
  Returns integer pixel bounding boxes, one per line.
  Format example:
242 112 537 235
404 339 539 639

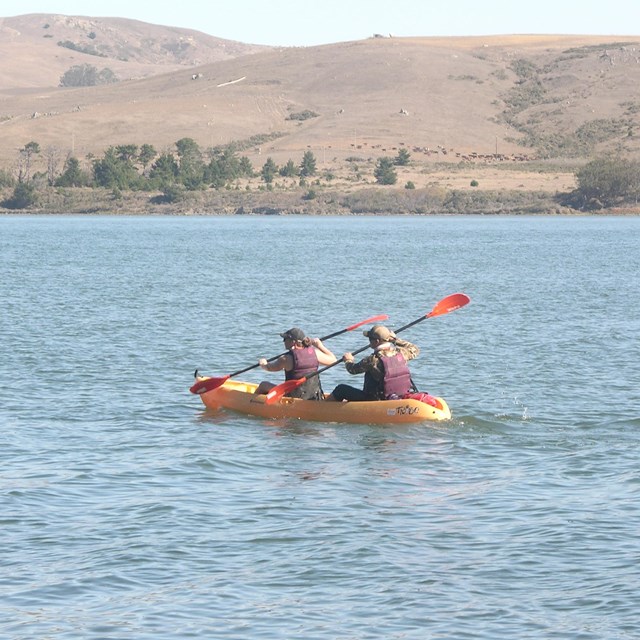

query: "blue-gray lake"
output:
1 214 639 639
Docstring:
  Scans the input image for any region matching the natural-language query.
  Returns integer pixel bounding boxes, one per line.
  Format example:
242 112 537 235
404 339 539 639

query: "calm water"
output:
1 214 639 639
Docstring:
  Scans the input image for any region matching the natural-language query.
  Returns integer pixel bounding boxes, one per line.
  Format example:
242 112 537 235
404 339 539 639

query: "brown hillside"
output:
0 14 268 90
1 20 639 195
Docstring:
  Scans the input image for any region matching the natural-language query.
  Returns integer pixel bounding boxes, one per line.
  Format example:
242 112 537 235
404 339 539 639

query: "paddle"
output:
264 292 470 405
189 313 389 394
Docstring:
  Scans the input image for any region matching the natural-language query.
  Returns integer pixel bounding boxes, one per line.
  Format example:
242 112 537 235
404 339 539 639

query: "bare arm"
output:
312 338 337 366
259 354 292 372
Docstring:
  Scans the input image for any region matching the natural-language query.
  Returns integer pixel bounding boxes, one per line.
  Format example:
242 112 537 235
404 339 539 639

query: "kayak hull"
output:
195 379 451 424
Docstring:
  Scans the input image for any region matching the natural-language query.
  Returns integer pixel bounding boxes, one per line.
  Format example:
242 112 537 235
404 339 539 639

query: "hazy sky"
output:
3 0 639 47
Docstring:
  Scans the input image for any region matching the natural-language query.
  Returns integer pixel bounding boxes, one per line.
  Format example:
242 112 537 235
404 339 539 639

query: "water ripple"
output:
2 216 640 638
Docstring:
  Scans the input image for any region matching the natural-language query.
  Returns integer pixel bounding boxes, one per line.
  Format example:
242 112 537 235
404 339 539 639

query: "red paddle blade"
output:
345 314 389 331
265 378 305 405
427 293 470 318
189 375 229 394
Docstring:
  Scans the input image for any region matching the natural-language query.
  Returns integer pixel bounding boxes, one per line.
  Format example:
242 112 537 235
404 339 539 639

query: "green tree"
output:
218 148 241 180
204 147 243 189
205 158 227 190
55 156 89 187
92 146 140 189
279 159 299 177
149 153 179 188
160 183 186 203
18 141 41 182
175 138 204 190
60 64 98 87
115 145 138 163
395 148 411 166
176 138 201 159
3 182 37 209
575 156 640 207
59 64 116 87
300 150 317 177
374 157 397 185
261 157 278 184
138 144 157 174
97 68 118 85
238 156 254 177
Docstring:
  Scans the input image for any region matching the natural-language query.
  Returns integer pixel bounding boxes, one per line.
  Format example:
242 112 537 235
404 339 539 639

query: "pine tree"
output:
374 157 397 185
300 151 317 177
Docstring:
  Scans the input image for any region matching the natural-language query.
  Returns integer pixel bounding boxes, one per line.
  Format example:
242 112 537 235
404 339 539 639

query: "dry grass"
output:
0 15 638 196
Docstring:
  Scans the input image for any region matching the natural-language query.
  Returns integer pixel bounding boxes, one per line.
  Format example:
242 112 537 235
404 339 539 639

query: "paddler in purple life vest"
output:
327 325 419 402
254 327 337 400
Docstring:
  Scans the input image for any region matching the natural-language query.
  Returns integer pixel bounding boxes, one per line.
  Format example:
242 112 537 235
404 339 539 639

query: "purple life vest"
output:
363 352 412 400
285 347 322 400
285 346 319 380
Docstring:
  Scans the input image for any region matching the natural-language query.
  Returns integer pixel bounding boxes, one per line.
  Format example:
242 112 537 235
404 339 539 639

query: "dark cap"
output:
363 325 395 341
280 327 306 341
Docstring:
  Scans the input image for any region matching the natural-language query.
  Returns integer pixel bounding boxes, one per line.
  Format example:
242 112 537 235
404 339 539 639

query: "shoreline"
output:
0 185 626 216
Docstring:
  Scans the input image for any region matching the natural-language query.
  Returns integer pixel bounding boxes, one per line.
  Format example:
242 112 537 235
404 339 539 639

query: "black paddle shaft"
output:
302 313 430 381
227 318 388 378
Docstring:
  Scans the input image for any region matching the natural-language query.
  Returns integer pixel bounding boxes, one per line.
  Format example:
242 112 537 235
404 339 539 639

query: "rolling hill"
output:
1 14 640 201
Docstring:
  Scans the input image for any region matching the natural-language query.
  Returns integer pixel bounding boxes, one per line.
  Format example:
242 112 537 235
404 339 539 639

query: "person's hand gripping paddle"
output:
189 314 390 395
264 293 471 405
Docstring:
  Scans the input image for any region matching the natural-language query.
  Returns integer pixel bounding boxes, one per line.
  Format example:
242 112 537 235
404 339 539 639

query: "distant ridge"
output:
0 14 269 89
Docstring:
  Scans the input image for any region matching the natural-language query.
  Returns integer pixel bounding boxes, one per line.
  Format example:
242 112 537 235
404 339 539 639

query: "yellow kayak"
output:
194 378 452 424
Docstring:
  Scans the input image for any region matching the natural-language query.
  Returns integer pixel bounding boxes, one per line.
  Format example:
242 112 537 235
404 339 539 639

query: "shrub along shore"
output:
0 185 567 215
2 185 639 216
1 146 638 215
